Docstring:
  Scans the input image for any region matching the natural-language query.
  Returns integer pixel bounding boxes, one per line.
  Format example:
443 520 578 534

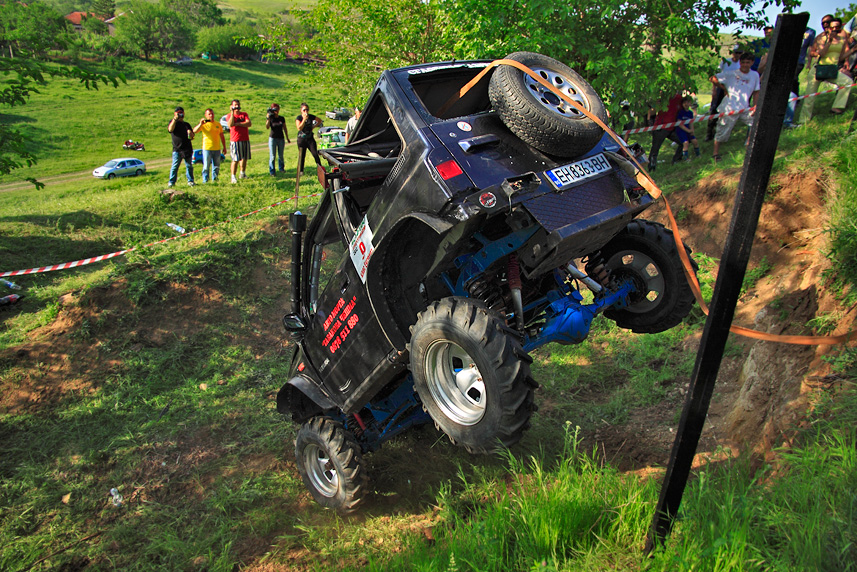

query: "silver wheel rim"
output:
303 443 338 497
606 250 666 313
524 66 591 119
424 340 486 426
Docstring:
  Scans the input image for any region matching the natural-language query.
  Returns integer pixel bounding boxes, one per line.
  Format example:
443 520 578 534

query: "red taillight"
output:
436 160 463 180
297 362 305 372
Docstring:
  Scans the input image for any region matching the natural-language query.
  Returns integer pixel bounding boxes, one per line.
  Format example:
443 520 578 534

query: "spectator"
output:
227 99 252 183
709 52 760 162
750 26 774 72
706 45 742 142
265 103 290 176
800 17 852 122
345 106 361 143
796 26 818 96
167 106 195 187
295 102 323 176
675 96 700 160
647 92 684 172
193 108 226 183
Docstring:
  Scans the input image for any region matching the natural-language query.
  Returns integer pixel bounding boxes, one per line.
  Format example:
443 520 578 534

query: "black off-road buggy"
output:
279 52 698 512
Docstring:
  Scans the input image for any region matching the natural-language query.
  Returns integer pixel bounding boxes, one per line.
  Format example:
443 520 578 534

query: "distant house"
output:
64 11 101 31
64 11 121 35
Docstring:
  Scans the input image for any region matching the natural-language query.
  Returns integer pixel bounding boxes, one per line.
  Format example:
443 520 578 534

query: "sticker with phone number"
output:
545 153 611 191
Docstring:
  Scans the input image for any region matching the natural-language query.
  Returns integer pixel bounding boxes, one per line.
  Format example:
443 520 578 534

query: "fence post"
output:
644 12 809 552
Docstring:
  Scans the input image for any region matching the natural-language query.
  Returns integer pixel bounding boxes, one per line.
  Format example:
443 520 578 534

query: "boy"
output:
675 96 700 160
709 52 760 162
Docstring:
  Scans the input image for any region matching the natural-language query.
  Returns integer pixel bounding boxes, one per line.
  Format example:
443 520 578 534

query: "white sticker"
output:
349 216 375 284
457 121 472 132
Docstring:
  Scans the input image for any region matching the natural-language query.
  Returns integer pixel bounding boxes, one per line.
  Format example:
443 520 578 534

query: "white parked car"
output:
93 158 147 180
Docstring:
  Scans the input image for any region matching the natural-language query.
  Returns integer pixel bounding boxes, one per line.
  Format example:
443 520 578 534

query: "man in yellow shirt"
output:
194 108 227 182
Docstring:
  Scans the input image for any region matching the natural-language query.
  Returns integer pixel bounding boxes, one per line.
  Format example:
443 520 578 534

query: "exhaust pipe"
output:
289 211 307 315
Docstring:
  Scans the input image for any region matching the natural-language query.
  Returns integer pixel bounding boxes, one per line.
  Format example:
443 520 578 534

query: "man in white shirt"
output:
706 45 743 141
708 52 760 161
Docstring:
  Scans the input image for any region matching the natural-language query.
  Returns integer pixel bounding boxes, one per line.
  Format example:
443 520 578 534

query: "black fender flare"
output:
277 374 338 423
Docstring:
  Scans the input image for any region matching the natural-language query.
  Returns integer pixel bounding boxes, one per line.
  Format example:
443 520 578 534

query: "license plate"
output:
545 153 611 191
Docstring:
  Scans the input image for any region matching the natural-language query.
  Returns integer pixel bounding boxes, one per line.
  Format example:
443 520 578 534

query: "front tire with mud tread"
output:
409 297 536 454
295 417 368 514
586 220 698 334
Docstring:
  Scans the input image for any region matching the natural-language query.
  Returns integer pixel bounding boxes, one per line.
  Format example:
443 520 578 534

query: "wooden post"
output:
644 12 809 552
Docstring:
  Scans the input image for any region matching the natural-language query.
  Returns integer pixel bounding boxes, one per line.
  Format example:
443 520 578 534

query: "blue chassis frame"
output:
332 228 637 454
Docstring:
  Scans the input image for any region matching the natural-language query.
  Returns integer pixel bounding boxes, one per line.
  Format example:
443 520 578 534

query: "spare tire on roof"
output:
488 52 608 158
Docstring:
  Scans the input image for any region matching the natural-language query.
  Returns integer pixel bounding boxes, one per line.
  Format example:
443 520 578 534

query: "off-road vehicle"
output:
279 52 698 512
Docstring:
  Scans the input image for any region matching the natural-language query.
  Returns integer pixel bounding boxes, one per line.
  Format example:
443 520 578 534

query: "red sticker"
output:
479 192 497 208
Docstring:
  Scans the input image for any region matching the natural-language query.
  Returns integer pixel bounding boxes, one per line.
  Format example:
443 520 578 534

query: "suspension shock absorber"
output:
507 254 525 332
466 274 506 312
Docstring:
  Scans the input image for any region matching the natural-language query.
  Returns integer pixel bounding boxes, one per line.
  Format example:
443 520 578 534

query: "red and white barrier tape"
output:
622 81 857 137
1 192 324 278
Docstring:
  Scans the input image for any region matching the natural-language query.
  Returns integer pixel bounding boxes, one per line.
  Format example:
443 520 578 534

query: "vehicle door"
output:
116 161 129 176
300 194 396 404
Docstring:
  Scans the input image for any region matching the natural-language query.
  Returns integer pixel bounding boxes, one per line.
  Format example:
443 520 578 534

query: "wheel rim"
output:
303 443 338 497
606 250 666 313
424 340 486 426
524 66 591 119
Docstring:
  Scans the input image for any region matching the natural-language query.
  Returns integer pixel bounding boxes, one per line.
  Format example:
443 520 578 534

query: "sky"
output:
723 0 853 34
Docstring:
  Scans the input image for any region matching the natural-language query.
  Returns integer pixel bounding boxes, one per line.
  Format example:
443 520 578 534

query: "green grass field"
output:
1 54 856 571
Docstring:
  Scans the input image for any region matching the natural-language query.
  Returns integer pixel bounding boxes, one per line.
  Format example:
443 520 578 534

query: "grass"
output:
0 58 346 183
1 52 856 571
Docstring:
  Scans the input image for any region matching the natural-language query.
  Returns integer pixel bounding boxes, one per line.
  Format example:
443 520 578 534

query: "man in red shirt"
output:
227 99 252 183
647 92 685 172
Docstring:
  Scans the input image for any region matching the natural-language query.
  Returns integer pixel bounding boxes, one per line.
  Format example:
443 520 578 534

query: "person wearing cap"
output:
265 103 290 176
706 45 742 142
709 52 760 162
167 106 195 187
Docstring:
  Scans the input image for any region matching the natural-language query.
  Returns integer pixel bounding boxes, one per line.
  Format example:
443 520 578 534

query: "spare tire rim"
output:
424 340 486 426
605 250 665 313
524 66 591 119
303 443 338 497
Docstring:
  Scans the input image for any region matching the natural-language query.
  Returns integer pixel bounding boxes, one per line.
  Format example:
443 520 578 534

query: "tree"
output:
0 1 72 58
116 1 194 61
170 0 225 29
243 0 454 105
91 0 116 19
438 0 801 114
196 24 256 59
247 0 799 112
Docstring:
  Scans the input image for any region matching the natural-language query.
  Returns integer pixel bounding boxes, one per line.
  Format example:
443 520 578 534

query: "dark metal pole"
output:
644 12 809 552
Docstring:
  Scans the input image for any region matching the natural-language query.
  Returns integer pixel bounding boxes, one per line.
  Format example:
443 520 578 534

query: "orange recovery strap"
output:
441 58 856 346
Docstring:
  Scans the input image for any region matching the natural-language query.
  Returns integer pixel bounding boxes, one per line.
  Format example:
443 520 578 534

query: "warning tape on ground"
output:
0 192 323 278
622 81 857 138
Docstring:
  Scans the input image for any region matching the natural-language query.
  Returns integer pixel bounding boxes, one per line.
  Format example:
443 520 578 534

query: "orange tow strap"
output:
443 59 857 346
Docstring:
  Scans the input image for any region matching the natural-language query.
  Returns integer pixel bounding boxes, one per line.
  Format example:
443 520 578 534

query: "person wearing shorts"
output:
709 53 760 162
227 99 252 183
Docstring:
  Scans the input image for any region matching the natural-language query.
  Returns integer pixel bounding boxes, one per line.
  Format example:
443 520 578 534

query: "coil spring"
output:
466 275 506 312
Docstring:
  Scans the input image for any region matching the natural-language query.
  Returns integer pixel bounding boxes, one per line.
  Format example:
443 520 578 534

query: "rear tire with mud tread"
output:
488 51 608 157
409 297 536 454
586 220 698 334
295 417 368 514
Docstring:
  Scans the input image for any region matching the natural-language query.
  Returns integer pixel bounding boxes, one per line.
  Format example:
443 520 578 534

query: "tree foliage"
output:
247 0 799 111
196 24 256 59
115 1 194 61
0 1 72 58
91 0 116 20
171 0 226 30
243 0 454 105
